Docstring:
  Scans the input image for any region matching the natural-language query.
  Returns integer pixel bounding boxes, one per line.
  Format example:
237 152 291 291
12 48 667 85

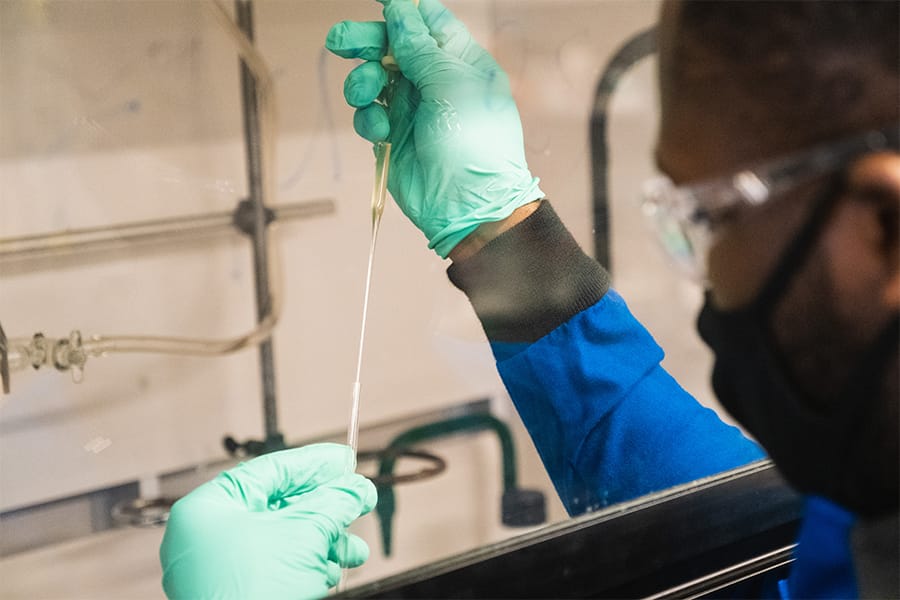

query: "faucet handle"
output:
0 321 9 394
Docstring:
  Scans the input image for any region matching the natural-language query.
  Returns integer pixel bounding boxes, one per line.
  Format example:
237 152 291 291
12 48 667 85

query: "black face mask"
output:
697 179 900 516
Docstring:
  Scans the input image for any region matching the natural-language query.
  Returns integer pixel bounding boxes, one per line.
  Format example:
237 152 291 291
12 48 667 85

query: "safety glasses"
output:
640 125 899 282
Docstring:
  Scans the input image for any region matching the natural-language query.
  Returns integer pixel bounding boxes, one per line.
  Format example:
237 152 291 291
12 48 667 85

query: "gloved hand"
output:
326 0 544 258
159 443 377 600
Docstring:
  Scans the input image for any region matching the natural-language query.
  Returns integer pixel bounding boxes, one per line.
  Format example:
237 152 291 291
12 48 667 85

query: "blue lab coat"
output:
444 202 869 598
490 289 859 599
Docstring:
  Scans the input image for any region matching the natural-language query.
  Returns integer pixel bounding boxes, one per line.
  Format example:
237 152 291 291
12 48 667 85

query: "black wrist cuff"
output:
447 201 610 343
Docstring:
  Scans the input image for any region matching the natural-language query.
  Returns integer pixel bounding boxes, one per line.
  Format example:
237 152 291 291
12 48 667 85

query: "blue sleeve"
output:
781 497 857 599
492 289 766 515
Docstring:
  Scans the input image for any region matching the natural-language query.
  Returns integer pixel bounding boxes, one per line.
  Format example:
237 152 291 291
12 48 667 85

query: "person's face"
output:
655 2 900 405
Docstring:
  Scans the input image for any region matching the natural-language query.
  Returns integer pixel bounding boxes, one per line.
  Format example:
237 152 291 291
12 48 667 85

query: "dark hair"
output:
672 1 899 149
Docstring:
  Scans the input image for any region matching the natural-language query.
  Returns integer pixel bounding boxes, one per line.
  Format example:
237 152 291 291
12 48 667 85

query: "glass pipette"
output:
348 140 392 457
346 0 414 459
339 1 412 585
337 140 391 593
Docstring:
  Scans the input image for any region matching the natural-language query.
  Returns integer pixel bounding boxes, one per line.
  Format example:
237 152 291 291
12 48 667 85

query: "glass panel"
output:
0 1 762 596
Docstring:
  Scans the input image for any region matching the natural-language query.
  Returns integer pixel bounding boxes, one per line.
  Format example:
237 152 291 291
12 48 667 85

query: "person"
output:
159 0 899 597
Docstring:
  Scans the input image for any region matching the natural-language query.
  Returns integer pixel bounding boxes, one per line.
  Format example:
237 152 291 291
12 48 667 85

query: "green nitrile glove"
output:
159 444 377 600
326 0 544 258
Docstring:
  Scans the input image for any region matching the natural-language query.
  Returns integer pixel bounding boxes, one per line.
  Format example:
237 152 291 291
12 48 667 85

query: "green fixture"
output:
371 412 546 556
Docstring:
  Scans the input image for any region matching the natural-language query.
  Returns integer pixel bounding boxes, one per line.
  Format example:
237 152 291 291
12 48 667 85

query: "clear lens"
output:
640 177 711 282
637 126 898 285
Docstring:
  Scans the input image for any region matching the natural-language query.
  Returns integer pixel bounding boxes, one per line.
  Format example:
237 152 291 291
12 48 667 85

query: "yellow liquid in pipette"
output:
338 140 391 593
348 140 391 456
337 3 412 592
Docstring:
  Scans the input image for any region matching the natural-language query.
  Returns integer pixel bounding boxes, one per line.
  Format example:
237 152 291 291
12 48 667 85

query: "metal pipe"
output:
590 27 657 272
235 0 281 446
0 200 334 264
373 413 525 556
0 321 9 394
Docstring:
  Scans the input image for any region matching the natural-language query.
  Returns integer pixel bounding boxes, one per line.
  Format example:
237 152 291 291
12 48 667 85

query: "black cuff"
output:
447 202 610 343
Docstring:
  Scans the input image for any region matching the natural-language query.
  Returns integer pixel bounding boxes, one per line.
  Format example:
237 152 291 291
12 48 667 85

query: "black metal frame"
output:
339 462 802 598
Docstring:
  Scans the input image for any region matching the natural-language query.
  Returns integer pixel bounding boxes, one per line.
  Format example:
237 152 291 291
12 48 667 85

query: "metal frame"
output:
0 200 333 265
233 0 283 452
339 462 802 598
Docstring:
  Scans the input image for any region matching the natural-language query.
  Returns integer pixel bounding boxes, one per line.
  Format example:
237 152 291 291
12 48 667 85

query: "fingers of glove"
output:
381 0 444 87
325 560 343 589
285 473 378 529
325 21 387 61
212 443 354 510
418 0 497 70
344 61 388 108
353 104 390 142
329 533 371 568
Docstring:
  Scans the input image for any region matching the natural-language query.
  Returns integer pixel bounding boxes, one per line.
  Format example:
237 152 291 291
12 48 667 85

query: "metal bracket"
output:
111 496 178 528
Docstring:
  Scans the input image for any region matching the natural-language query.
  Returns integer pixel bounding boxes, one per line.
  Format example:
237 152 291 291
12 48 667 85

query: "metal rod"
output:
0 321 9 394
235 0 280 444
0 200 334 264
590 27 657 272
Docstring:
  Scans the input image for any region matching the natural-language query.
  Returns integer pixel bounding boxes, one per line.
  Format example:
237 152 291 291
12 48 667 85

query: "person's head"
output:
654 0 899 515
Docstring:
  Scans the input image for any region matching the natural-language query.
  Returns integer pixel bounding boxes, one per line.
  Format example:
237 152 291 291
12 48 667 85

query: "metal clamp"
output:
111 496 179 528
232 198 276 236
